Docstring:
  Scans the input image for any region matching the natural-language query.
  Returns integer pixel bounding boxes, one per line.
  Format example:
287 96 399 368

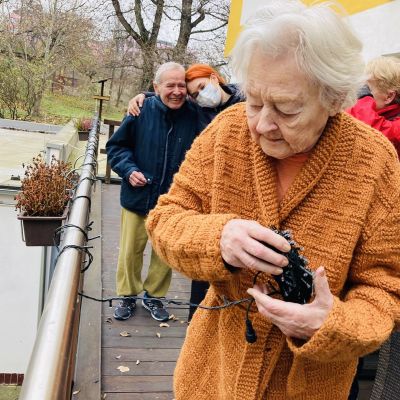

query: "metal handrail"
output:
19 119 100 400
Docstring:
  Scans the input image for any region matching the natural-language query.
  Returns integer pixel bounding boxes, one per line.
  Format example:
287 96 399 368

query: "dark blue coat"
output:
106 96 201 215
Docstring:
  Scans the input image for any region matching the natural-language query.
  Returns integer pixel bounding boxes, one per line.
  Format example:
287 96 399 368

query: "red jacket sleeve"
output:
347 96 400 144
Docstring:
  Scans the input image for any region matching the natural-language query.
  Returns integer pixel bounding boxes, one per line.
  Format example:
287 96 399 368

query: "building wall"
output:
225 0 400 61
0 191 44 374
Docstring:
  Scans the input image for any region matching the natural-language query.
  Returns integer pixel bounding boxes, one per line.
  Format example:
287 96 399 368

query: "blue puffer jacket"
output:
106 96 201 215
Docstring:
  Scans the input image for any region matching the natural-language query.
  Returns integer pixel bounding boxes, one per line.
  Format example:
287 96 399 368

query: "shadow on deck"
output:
100 183 189 400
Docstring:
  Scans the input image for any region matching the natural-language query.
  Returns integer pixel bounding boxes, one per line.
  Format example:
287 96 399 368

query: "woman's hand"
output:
247 266 334 340
128 93 146 116
220 219 291 275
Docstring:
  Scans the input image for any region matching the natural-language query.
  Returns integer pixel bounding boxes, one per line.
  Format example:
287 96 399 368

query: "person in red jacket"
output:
347 56 400 158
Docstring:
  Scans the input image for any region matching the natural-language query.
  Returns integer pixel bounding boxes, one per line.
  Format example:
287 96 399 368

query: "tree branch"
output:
191 20 227 34
149 0 164 46
111 0 144 47
134 0 149 41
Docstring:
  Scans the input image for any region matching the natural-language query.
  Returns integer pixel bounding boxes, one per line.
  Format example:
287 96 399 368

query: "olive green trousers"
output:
116 207 171 297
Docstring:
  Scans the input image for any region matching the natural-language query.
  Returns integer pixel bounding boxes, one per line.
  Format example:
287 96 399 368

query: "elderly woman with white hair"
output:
146 1 400 399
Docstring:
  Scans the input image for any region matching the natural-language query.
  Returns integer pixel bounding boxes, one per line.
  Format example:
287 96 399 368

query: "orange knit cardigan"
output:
147 103 400 400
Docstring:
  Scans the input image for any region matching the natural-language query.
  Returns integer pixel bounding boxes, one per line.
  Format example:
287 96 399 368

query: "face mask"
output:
196 80 222 108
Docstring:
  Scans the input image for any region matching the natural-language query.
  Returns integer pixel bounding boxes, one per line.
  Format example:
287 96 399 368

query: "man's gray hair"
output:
230 0 364 111
154 62 185 84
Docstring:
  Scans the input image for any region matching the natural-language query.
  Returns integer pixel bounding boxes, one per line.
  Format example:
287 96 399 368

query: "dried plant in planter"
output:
74 117 93 132
15 154 77 217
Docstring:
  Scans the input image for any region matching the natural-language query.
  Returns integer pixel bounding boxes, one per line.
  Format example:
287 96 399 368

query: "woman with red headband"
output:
128 63 245 126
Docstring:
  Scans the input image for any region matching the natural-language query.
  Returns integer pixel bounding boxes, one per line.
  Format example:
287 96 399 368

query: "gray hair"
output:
153 62 185 84
230 0 364 111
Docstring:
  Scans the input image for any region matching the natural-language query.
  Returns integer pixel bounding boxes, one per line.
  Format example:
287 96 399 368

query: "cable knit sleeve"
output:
287 156 400 362
146 121 240 282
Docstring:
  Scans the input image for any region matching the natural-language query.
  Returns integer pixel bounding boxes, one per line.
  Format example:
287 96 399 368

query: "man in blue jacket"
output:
106 62 201 321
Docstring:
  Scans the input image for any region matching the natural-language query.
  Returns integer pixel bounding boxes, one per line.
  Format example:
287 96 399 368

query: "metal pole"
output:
19 120 99 400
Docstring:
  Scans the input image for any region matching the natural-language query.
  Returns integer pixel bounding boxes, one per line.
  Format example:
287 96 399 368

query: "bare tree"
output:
111 0 229 91
0 0 96 116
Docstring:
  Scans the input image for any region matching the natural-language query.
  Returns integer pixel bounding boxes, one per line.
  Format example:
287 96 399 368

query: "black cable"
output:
72 195 92 212
78 291 252 311
53 221 98 247
244 271 280 344
73 176 97 191
54 244 94 272
54 223 89 243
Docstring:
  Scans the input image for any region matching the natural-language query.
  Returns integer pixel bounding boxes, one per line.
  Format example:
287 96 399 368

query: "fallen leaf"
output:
136 360 140 365
180 321 185 324
156 332 161 338
117 365 130 373
159 322 169 328
105 317 113 324
168 314 175 320
120 331 131 337
115 355 121 359
72 390 80 395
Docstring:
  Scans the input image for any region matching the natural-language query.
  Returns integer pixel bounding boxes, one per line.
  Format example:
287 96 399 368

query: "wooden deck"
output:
95 183 375 400
100 183 189 399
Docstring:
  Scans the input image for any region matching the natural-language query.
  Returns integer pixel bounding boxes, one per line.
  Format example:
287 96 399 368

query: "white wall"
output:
349 1 400 61
239 0 400 62
0 192 44 373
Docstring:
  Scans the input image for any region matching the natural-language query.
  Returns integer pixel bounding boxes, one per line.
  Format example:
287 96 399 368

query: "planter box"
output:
18 208 69 246
78 130 90 141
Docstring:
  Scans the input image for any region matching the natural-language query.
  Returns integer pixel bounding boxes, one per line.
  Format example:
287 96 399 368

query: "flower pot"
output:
18 207 69 246
78 130 90 141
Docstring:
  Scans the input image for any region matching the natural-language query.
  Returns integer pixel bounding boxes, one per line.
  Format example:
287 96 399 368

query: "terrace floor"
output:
100 183 190 400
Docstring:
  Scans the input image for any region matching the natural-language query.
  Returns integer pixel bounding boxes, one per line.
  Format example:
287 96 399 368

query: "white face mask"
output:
196 80 222 108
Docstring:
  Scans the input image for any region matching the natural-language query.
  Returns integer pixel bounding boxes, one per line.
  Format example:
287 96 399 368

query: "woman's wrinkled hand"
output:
128 93 146 116
247 266 334 340
220 219 291 275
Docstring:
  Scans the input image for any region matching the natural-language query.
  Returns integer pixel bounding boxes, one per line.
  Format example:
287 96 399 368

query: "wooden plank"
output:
104 361 176 376
103 118 122 126
102 347 181 362
103 325 188 338
104 393 173 400
93 95 110 101
102 335 185 349
103 375 173 392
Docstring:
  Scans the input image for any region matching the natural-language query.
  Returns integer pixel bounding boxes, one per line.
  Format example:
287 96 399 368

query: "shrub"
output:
15 154 78 216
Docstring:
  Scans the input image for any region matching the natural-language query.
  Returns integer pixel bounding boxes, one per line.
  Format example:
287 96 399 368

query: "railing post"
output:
102 118 122 184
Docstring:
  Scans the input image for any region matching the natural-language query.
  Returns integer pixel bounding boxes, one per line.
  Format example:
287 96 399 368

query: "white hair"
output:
230 0 364 111
153 62 185 84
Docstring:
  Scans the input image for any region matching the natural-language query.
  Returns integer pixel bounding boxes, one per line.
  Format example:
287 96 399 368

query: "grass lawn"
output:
31 93 126 125
0 385 20 400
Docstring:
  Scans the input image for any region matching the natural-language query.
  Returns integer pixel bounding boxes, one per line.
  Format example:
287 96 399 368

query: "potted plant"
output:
15 154 78 246
74 117 93 141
